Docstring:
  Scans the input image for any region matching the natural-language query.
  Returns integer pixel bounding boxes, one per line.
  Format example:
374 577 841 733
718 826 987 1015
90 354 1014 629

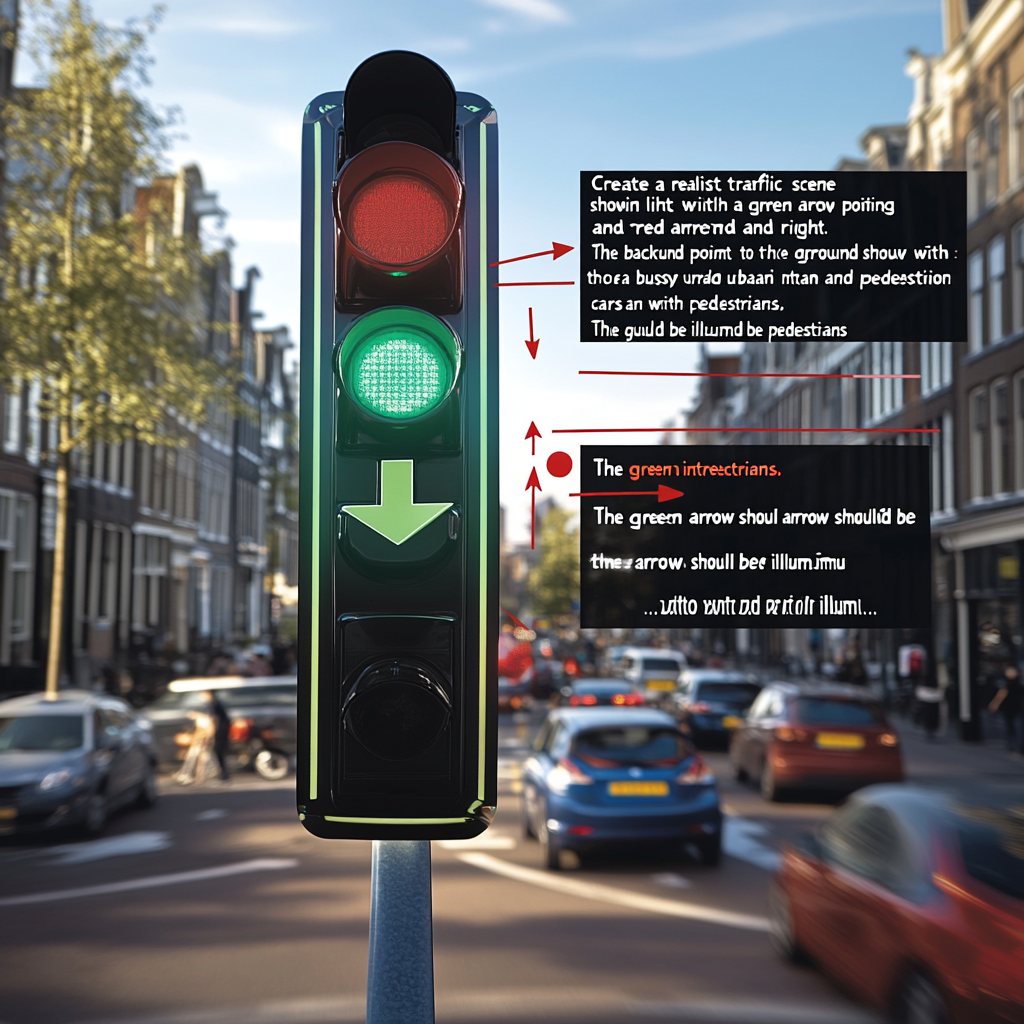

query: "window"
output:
989 235 1006 344
971 387 988 500
986 111 1001 206
2 380 22 454
132 534 168 629
967 130 982 219
969 250 985 351
1011 83 1024 189
869 343 904 420
992 380 1011 495
928 412 955 513
1013 222 1024 335
1016 373 1024 492
920 342 953 396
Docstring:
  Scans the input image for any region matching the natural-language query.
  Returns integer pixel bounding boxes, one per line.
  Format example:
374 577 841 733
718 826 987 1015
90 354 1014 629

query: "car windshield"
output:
697 683 761 703
794 698 884 726
574 725 687 767
149 691 210 710
953 804 1024 901
641 658 681 673
0 715 84 752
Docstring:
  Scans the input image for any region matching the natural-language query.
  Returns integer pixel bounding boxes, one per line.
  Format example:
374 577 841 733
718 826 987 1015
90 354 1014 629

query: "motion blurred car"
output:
618 647 687 704
770 785 1024 1023
521 707 721 869
670 670 761 747
558 678 645 707
144 676 297 779
730 682 903 801
497 675 531 713
0 690 158 836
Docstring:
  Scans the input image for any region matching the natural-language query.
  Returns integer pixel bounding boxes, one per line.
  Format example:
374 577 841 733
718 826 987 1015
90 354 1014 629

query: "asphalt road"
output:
2 710 974 1024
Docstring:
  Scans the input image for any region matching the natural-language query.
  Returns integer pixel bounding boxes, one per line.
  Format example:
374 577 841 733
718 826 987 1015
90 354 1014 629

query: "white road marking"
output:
651 872 692 889
39 831 173 865
722 817 781 872
62 989 879 1024
458 852 770 932
437 833 517 850
0 858 298 908
194 809 229 821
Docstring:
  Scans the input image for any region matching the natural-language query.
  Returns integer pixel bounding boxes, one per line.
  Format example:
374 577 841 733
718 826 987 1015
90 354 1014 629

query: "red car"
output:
730 682 903 800
770 785 1024 1023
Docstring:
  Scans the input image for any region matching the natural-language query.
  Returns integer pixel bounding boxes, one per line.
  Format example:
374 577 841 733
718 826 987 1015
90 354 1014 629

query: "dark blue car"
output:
521 707 722 870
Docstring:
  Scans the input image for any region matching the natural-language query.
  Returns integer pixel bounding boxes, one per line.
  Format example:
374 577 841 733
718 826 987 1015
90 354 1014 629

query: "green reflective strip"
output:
477 120 488 802
309 120 322 801
325 816 471 825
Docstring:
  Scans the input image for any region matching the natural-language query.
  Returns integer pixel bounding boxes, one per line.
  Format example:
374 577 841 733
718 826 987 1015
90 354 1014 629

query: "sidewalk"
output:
895 716 1024 786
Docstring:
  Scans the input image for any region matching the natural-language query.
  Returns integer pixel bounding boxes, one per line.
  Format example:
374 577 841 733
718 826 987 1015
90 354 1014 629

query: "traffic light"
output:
298 52 498 840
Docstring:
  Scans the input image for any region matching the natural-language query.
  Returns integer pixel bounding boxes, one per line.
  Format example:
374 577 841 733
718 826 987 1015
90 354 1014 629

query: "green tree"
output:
527 505 580 620
0 1 235 697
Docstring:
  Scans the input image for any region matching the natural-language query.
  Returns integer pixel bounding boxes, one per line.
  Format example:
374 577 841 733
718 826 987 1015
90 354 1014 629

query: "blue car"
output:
521 707 721 870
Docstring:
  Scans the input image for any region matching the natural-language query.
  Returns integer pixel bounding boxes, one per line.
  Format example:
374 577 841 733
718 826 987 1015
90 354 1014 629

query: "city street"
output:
3 713 1018 1024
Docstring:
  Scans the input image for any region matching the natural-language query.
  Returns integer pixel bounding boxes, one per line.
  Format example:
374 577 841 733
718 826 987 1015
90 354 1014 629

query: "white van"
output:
618 647 687 702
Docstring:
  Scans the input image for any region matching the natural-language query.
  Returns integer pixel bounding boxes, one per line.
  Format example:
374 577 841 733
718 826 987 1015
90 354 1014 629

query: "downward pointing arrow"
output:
342 460 452 546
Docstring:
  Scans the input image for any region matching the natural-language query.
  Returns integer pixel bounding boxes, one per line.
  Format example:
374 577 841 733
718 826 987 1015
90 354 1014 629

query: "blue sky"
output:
16 0 943 543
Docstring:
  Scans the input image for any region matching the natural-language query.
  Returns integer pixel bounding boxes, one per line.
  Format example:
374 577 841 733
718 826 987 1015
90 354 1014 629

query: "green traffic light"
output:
338 307 461 421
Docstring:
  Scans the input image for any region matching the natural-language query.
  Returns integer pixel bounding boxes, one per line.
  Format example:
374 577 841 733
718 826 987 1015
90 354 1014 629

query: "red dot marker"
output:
546 451 572 478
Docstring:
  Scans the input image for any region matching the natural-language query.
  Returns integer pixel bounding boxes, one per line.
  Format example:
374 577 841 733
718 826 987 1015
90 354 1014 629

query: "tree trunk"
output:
44 421 71 700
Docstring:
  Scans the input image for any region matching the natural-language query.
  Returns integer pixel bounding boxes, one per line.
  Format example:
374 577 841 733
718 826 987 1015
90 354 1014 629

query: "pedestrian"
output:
174 706 216 785
988 665 1023 755
205 689 232 781
914 683 942 740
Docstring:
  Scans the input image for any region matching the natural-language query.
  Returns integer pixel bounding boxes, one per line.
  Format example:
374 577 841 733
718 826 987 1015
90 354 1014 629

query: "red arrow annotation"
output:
570 485 684 503
494 281 574 288
553 427 939 435
526 467 542 550
490 242 573 267
525 308 539 360
579 370 921 380
525 421 541 455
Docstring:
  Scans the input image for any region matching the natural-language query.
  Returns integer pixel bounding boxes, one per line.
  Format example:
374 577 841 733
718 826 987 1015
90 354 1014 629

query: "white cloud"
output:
175 16 311 36
477 0 572 26
417 36 473 53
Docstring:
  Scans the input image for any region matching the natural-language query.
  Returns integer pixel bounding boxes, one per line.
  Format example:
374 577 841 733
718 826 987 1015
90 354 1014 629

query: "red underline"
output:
493 281 575 287
551 427 940 434
579 371 920 379
568 491 660 497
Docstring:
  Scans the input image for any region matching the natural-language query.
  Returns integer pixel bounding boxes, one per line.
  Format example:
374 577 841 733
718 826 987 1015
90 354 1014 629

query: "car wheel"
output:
522 793 537 840
768 882 806 963
83 791 109 836
760 760 781 802
537 809 561 870
898 971 949 1024
254 749 290 780
136 764 159 808
732 760 749 783
698 833 721 867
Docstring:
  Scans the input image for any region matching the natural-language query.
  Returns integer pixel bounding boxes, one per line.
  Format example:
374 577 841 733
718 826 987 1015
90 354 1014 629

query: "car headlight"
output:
38 768 73 791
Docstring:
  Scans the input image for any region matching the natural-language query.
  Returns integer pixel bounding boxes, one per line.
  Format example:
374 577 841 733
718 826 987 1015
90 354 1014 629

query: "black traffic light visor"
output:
344 51 457 163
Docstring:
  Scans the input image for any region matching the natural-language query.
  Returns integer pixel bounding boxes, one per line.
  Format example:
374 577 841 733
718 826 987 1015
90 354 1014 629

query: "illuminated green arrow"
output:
342 460 453 546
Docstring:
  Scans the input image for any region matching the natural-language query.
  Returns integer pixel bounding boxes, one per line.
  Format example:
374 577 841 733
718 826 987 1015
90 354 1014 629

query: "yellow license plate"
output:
0 807 17 820
723 715 742 729
608 780 670 796
816 732 865 750
646 679 676 691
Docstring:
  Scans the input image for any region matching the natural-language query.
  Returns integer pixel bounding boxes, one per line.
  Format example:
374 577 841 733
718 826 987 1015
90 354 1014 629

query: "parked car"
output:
521 707 721 869
770 784 1024 1023
617 647 687 704
670 671 762 747
730 682 903 801
0 689 158 836
144 676 297 780
558 678 645 707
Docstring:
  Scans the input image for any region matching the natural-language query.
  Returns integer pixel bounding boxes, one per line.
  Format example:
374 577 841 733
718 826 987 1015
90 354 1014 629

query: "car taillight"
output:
568 825 594 835
569 694 598 706
611 692 644 705
228 718 253 743
676 755 715 785
774 726 808 742
877 732 899 746
689 702 711 713
549 757 594 789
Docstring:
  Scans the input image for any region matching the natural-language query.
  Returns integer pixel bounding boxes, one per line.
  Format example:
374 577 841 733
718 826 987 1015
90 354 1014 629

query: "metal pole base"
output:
366 840 434 1024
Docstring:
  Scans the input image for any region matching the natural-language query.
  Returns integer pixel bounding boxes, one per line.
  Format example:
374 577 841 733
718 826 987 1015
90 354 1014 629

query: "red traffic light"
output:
334 141 464 313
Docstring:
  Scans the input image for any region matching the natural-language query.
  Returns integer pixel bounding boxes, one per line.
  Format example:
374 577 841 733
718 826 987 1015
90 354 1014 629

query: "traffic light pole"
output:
366 840 435 1024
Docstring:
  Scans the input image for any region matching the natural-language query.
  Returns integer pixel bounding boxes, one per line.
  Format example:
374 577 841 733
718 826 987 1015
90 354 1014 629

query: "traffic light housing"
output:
298 52 498 840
